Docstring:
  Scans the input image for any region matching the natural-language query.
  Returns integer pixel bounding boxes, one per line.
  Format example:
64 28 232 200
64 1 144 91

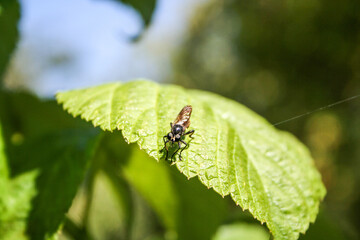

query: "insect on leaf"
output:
56 80 326 240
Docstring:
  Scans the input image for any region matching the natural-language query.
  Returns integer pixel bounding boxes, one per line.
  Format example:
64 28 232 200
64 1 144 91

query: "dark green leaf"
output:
0 92 100 239
0 120 37 240
113 0 156 35
16 130 99 239
0 0 20 83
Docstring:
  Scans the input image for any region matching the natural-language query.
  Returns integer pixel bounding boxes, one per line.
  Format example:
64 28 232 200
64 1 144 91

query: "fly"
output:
161 105 195 161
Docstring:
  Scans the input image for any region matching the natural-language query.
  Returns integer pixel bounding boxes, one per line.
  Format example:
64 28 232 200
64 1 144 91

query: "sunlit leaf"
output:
57 80 326 240
102 133 227 239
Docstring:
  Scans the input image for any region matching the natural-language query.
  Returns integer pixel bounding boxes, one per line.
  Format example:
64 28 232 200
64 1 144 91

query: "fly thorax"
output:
173 125 183 134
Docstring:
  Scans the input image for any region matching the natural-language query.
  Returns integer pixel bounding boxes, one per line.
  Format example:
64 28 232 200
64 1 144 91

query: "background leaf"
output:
16 129 99 239
120 0 156 26
0 0 20 83
57 80 326 240
0 120 38 240
212 222 269 240
0 92 100 239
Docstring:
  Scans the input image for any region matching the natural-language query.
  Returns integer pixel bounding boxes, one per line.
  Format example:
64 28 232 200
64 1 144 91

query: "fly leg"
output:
160 136 169 152
184 129 195 139
161 136 170 160
178 140 188 161
171 141 182 162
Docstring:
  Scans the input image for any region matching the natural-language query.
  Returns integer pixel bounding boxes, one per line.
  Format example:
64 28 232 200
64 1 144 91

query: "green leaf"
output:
0 120 38 240
15 130 99 239
212 222 269 240
0 115 7 179
86 170 131 240
2 130 100 240
0 0 20 82
56 80 326 240
0 92 100 239
112 0 156 34
1 129 99 239
102 132 227 239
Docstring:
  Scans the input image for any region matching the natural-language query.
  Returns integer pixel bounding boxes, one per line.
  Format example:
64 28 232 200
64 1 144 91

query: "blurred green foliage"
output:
212 222 269 240
0 0 20 82
0 92 99 239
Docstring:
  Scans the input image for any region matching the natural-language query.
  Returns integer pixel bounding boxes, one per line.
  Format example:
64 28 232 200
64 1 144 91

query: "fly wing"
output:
173 105 192 129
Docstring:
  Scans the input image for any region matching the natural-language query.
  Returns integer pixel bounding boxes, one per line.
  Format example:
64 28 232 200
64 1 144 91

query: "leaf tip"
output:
54 91 62 101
